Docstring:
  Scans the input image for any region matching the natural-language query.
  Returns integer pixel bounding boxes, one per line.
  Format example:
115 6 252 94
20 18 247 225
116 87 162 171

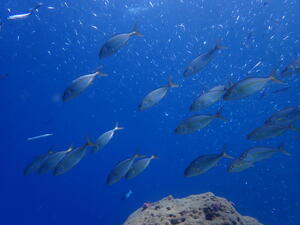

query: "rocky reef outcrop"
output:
123 192 263 225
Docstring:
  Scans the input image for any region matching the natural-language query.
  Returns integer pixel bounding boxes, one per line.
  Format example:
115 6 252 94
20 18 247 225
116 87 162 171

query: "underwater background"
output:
0 0 299 224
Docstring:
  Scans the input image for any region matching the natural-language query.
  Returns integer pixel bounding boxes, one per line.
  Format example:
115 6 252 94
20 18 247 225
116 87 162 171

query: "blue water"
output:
1 0 300 224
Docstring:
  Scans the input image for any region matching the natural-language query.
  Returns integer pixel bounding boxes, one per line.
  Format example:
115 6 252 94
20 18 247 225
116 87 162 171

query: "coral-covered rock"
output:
123 192 263 225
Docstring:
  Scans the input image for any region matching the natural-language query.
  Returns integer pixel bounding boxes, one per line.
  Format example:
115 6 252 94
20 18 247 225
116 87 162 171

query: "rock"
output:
123 192 263 225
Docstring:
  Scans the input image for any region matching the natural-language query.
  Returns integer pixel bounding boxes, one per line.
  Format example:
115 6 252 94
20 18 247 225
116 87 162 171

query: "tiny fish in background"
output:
7 3 44 20
27 133 53 141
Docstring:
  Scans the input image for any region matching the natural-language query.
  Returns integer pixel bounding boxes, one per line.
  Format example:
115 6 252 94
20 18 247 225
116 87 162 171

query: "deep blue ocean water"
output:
1 0 300 225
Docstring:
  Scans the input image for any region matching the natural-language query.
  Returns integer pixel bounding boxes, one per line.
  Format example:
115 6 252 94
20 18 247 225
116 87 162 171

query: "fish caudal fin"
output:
215 106 226 121
133 24 144 37
215 41 227 50
268 69 286 84
151 155 159 160
95 70 108 77
222 152 234 159
114 122 124 131
277 144 291 156
86 136 97 147
168 77 179 88
287 123 300 132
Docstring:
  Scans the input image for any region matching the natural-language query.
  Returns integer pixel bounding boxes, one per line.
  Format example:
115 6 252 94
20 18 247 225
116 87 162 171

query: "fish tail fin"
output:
215 106 226 121
269 69 286 84
95 70 108 77
168 77 179 88
287 123 299 132
221 145 234 159
215 41 227 50
277 143 291 156
133 24 144 37
86 136 97 147
151 155 159 159
114 122 124 131
134 153 145 158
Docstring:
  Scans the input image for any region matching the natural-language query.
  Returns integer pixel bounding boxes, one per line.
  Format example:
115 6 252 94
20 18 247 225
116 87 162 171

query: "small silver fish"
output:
175 107 225 135
247 124 298 140
265 106 300 126
125 155 158 179
54 138 95 176
184 147 233 177
7 3 43 20
224 69 285 101
38 146 73 175
99 24 143 59
62 70 108 102
93 123 124 153
281 58 300 76
138 79 178 111
27 133 53 141
24 150 54 175
106 154 144 185
183 42 226 77
241 144 290 163
190 85 226 112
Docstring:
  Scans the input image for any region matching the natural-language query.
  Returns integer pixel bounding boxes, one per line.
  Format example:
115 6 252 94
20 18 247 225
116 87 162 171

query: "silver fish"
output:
265 106 300 126
99 24 143 59
241 144 290 163
27 133 53 141
7 3 43 20
138 79 178 111
224 70 284 100
184 147 233 177
106 154 143 185
175 107 225 135
54 138 95 176
125 155 158 179
38 146 73 175
190 85 226 112
183 43 226 77
227 158 254 173
93 123 124 153
62 70 107 102
24 150 54 175
247 124 298 140
281 58 300 76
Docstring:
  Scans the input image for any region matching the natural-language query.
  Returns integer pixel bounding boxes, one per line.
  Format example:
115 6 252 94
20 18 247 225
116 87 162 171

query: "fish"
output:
38 146 73 174
54 138 96 176
27 133 53 141
246 124 298 141
227 158 254 173
106 154 144 185
62 70 108 102
125 155 158 179
93 123 124 153
190 85 226 112
265 106 300 126
99 24 143 59
122 189 133 200
183 42 226 77
7 3 43 20
224 69 285 100
24 150 54 175
175 107 225 135
184 146 233 177
281 58 300 76
138 79 178 111
241 144 290 163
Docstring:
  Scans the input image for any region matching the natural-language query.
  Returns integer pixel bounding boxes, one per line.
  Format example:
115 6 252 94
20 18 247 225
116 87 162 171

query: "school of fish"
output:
17 3 300 184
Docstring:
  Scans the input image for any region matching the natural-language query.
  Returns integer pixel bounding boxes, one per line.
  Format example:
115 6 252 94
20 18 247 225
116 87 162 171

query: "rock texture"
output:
123 192 263 225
